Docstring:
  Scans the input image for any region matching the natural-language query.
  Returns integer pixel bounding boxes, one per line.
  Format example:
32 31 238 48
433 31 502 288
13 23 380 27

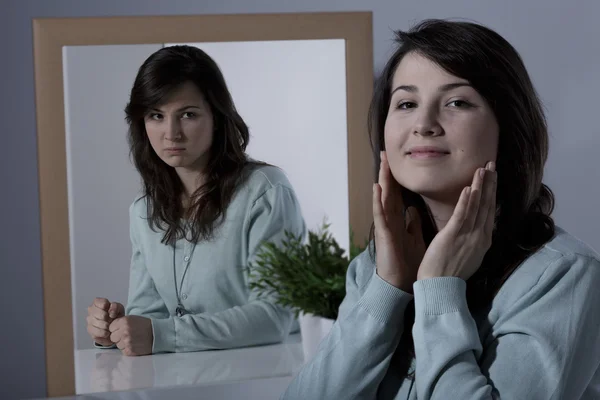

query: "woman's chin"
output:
161 158 188 168
404 183 463 204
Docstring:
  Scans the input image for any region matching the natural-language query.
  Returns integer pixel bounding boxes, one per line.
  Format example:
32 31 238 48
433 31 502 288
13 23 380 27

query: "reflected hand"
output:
90 352 119 392
87 298 125 347
111 354 155 391
109 315 153 356
373 151 426 293
417 162 497 281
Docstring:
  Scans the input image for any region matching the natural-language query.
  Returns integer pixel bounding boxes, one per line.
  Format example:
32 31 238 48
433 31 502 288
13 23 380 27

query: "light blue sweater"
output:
282 227 600 399
117 164 306 353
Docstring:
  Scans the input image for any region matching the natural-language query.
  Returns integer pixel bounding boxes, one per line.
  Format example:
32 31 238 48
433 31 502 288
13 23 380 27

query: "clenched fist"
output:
109 315 153 356
87 297 125 347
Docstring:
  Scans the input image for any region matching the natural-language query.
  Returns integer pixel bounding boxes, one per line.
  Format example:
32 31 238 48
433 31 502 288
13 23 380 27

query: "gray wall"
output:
2 0 599 398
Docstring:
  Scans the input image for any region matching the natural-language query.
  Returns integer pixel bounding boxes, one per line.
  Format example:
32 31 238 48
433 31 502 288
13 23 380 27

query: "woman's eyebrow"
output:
149 105 202 113
391 82 472 95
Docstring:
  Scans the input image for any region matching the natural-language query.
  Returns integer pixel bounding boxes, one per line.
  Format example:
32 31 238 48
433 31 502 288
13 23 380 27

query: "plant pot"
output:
298 312 335 363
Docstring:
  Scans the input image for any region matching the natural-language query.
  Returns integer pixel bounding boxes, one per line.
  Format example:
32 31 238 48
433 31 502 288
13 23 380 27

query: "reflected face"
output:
144 81 214 172
384 52 499 201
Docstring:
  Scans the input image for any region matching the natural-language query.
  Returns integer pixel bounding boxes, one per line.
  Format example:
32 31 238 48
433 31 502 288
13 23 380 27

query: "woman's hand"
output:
87 298 125 346
417 161 497 281
373 151 426 293
109 316 153 356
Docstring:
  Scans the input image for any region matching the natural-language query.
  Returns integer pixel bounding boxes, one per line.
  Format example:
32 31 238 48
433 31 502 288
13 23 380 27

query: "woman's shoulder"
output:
244 162 294 188
542 226 599 260
238 162 297 200
523 225 600 274
496 226 600 306
129 193 147 219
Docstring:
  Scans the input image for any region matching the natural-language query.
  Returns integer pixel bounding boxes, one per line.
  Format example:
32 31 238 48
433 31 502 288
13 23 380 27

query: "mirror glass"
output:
63 39 349 393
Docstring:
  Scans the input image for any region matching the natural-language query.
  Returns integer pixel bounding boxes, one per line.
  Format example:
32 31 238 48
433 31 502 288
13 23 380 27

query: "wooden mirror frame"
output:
32 12 373 397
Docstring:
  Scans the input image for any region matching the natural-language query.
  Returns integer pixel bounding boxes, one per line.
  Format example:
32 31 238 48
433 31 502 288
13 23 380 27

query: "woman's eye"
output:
182 112 196 119
397 101 416 109
148 113 162 120
447 100 472 108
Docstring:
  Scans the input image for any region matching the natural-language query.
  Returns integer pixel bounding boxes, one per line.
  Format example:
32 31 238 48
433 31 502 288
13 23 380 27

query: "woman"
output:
282 19 600 399
85 45 306 356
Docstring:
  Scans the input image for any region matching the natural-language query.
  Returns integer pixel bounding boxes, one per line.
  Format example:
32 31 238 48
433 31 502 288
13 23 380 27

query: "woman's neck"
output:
421 196 459 232
175 167 206 205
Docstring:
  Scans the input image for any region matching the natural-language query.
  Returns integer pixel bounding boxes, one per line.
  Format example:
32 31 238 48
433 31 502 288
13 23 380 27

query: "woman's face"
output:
144 81 214 172
384 52 499 202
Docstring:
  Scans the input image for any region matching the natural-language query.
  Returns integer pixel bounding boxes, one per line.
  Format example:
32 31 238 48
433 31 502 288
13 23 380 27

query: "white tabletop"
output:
73 333 304 396
44 376 296 400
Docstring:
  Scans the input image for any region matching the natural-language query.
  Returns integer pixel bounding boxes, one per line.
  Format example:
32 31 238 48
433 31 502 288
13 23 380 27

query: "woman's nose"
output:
165 119 182 141
413 109 443 137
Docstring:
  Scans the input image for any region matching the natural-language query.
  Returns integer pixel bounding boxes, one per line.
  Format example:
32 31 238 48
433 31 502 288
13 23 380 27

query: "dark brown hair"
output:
368 19 555 378
125 45 259 245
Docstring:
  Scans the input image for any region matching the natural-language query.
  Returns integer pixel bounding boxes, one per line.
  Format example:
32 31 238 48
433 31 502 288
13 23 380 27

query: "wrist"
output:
417 273 437 280
376 269 414 293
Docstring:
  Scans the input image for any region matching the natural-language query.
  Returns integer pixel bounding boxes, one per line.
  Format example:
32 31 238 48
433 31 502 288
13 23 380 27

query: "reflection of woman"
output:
283 20 600 399
85 45 306 356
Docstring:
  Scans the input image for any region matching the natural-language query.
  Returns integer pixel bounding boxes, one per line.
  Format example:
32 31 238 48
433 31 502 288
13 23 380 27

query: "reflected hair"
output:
125 45 259 245
367 19 555 378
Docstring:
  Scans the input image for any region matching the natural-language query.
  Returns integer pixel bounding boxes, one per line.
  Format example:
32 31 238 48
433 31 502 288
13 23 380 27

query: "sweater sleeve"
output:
281 248 414 400
412 254 600 399
93 201 169 349
151 184 306 353
124 201 170 319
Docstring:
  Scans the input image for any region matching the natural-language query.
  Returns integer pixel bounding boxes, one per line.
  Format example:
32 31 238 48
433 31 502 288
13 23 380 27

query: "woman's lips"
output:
406 146 450 158
165 147 185 154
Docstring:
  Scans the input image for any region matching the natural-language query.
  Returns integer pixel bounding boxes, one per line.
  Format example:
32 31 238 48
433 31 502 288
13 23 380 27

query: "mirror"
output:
33 12 373 397
65 39 348 393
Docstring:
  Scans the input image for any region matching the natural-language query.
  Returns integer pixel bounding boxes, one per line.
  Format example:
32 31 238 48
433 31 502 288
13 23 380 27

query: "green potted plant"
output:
248 221 366 361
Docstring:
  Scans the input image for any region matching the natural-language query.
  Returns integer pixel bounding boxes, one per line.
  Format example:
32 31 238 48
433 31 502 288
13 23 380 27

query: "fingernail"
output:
490 161 496 172
479 168 485 177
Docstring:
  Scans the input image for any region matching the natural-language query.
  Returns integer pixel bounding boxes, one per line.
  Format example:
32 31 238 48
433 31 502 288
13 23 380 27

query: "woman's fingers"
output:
446 161 497 238
484 163 498 236
109 302 125 319
474 162 496 229
88 305 110 322
115 337 126 351
110 329 122 345
88 297 117 344
87 324 111 340
378 152 387 205
379 152 393 217
94 297 111 311
373 183 389 239
445 186 471 234
461 166 486 232
90 298 112 321
445 166 482 234
88 315 110 331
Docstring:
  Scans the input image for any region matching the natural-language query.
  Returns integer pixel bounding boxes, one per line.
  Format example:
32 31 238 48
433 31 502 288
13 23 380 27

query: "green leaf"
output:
247 222 367 319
